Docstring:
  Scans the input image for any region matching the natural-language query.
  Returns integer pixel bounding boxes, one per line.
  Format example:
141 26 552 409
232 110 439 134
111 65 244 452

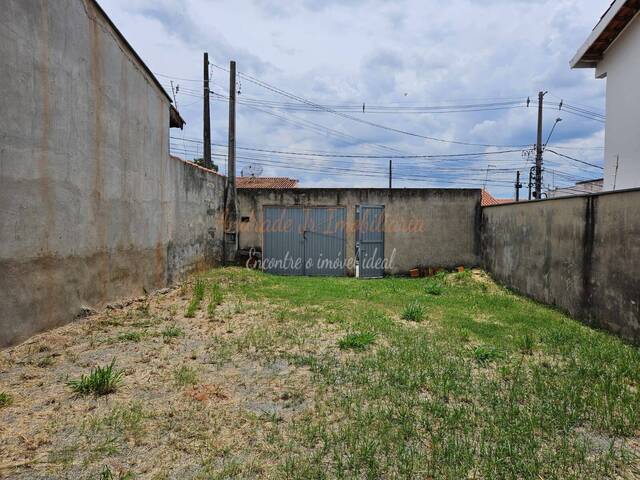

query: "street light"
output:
543 118 563 150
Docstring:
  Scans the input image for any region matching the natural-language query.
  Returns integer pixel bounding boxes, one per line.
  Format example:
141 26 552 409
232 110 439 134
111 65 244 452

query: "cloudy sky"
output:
101 0 609 197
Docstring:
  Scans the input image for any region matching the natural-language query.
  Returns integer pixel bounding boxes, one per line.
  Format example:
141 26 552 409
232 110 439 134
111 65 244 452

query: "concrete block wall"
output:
238 188 482 275
481 189 640 343
0 0 226 346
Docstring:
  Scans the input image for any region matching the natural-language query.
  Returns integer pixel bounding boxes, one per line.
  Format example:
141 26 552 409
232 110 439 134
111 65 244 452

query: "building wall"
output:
596 14 640 191
481 189 640 343
238 188 481 275
548 179 603 198
0 0 225 346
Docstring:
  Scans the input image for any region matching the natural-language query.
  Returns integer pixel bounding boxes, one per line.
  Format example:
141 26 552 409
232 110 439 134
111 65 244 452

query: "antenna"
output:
242 164 264 177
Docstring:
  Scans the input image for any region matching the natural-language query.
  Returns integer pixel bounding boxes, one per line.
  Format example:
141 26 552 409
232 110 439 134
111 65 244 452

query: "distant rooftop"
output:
236 177 299 189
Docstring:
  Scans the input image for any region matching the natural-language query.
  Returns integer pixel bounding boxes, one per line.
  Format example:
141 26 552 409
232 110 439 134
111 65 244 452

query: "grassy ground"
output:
1 268 639 479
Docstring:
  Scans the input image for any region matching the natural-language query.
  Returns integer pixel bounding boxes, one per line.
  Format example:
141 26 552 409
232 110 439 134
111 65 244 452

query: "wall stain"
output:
582 196 596 323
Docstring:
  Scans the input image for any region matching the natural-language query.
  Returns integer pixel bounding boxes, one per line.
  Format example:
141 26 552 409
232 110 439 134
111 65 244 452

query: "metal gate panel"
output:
263 206 346 276
263 207 304 275
304 207 346 276
357 205 385 278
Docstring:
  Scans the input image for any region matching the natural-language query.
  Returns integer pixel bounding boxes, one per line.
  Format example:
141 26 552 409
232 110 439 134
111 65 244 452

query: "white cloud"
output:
99 0 609 197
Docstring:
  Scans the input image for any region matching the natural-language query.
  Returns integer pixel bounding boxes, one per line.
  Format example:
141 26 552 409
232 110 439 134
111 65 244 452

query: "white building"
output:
571 0 640 191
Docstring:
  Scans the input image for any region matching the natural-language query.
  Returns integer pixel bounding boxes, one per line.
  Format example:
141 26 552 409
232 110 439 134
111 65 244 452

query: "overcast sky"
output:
101 0 609 197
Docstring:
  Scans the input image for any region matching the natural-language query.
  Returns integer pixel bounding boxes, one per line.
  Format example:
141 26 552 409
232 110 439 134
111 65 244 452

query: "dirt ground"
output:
0 274 329 479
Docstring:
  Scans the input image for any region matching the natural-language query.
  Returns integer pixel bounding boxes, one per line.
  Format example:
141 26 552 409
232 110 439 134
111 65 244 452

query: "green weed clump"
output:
68 359 124 396
118 331 142 343
0 392 13 408
401 302 426 322
517 333 536 355
425 281 444 296
185 278 206 317
338 332 376 351
207 284 224 317
174 365 198 386
473 345 504 365
162 325 184 340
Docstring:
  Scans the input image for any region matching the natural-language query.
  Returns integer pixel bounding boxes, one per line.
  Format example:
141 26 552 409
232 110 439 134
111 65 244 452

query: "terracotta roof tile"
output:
236 177 299 189
481 189 513 206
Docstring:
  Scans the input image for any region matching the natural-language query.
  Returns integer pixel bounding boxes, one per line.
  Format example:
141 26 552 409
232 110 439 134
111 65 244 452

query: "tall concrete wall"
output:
481 189 640 343
238 188 481 275
0 0 225 346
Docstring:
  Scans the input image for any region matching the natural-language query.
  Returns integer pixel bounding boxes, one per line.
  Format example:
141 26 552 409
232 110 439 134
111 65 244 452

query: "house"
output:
548 178 604 198
571 0 640 191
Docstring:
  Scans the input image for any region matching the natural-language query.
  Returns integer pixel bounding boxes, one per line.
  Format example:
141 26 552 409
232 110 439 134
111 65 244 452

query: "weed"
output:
162 325 184 340
401 302 426 322
99 465 115 480
174 365 198 386
207 284 223 317
185 278 207 317
68 358 124 396
338 332 376 350
425 281 444 296
118 331 142 343
517 333 536 355
473 345 504 365
0 392 13 408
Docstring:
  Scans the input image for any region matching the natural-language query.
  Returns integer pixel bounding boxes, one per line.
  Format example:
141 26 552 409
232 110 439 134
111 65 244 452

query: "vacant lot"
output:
1 268 639 479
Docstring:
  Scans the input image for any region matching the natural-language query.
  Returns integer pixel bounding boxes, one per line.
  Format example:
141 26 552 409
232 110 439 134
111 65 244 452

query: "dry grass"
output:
0 273 322 478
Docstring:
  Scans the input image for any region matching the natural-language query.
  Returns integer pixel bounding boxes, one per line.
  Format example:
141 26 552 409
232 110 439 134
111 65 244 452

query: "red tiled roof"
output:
236 177 299 189
481 189 513 207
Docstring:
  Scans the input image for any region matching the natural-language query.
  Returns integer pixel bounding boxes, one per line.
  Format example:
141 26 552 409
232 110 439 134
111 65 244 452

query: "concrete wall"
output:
238 188 481 275
481 189 640 343
0 0 226 346
596 13 640 191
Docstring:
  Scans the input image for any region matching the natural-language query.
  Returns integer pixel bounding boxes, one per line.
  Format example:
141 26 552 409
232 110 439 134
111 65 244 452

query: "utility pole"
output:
203 52 212 169
388 160 392 189
515 170 522 202
534 91 546 199
223 60 238 264
528 166 535 201
228 60 236 188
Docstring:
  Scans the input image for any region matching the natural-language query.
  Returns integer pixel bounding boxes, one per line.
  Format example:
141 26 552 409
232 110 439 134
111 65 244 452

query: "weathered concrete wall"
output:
238 188 481 275
0 0 225 346
481 189 640 343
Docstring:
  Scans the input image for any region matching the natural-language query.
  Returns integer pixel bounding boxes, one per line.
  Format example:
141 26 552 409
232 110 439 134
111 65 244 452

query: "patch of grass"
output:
185 278 207 317
516 333 536 354
207 283 223 317
162 325 184 340
472 344 505 365
338 332 376 351
174 365 198 386
118 331 142 343
0 392 13 408
425 281 444 296
401 302 426 322
68 359 124 396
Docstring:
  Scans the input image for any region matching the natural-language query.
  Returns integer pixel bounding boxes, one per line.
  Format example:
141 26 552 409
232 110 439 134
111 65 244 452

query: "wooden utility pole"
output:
534 91 546 199
203 52 212 169
515 170 522 202
388 160 392 189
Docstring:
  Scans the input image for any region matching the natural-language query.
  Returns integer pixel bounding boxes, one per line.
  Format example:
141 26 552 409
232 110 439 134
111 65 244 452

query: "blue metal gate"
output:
356 205 385 278
263 206 346 276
